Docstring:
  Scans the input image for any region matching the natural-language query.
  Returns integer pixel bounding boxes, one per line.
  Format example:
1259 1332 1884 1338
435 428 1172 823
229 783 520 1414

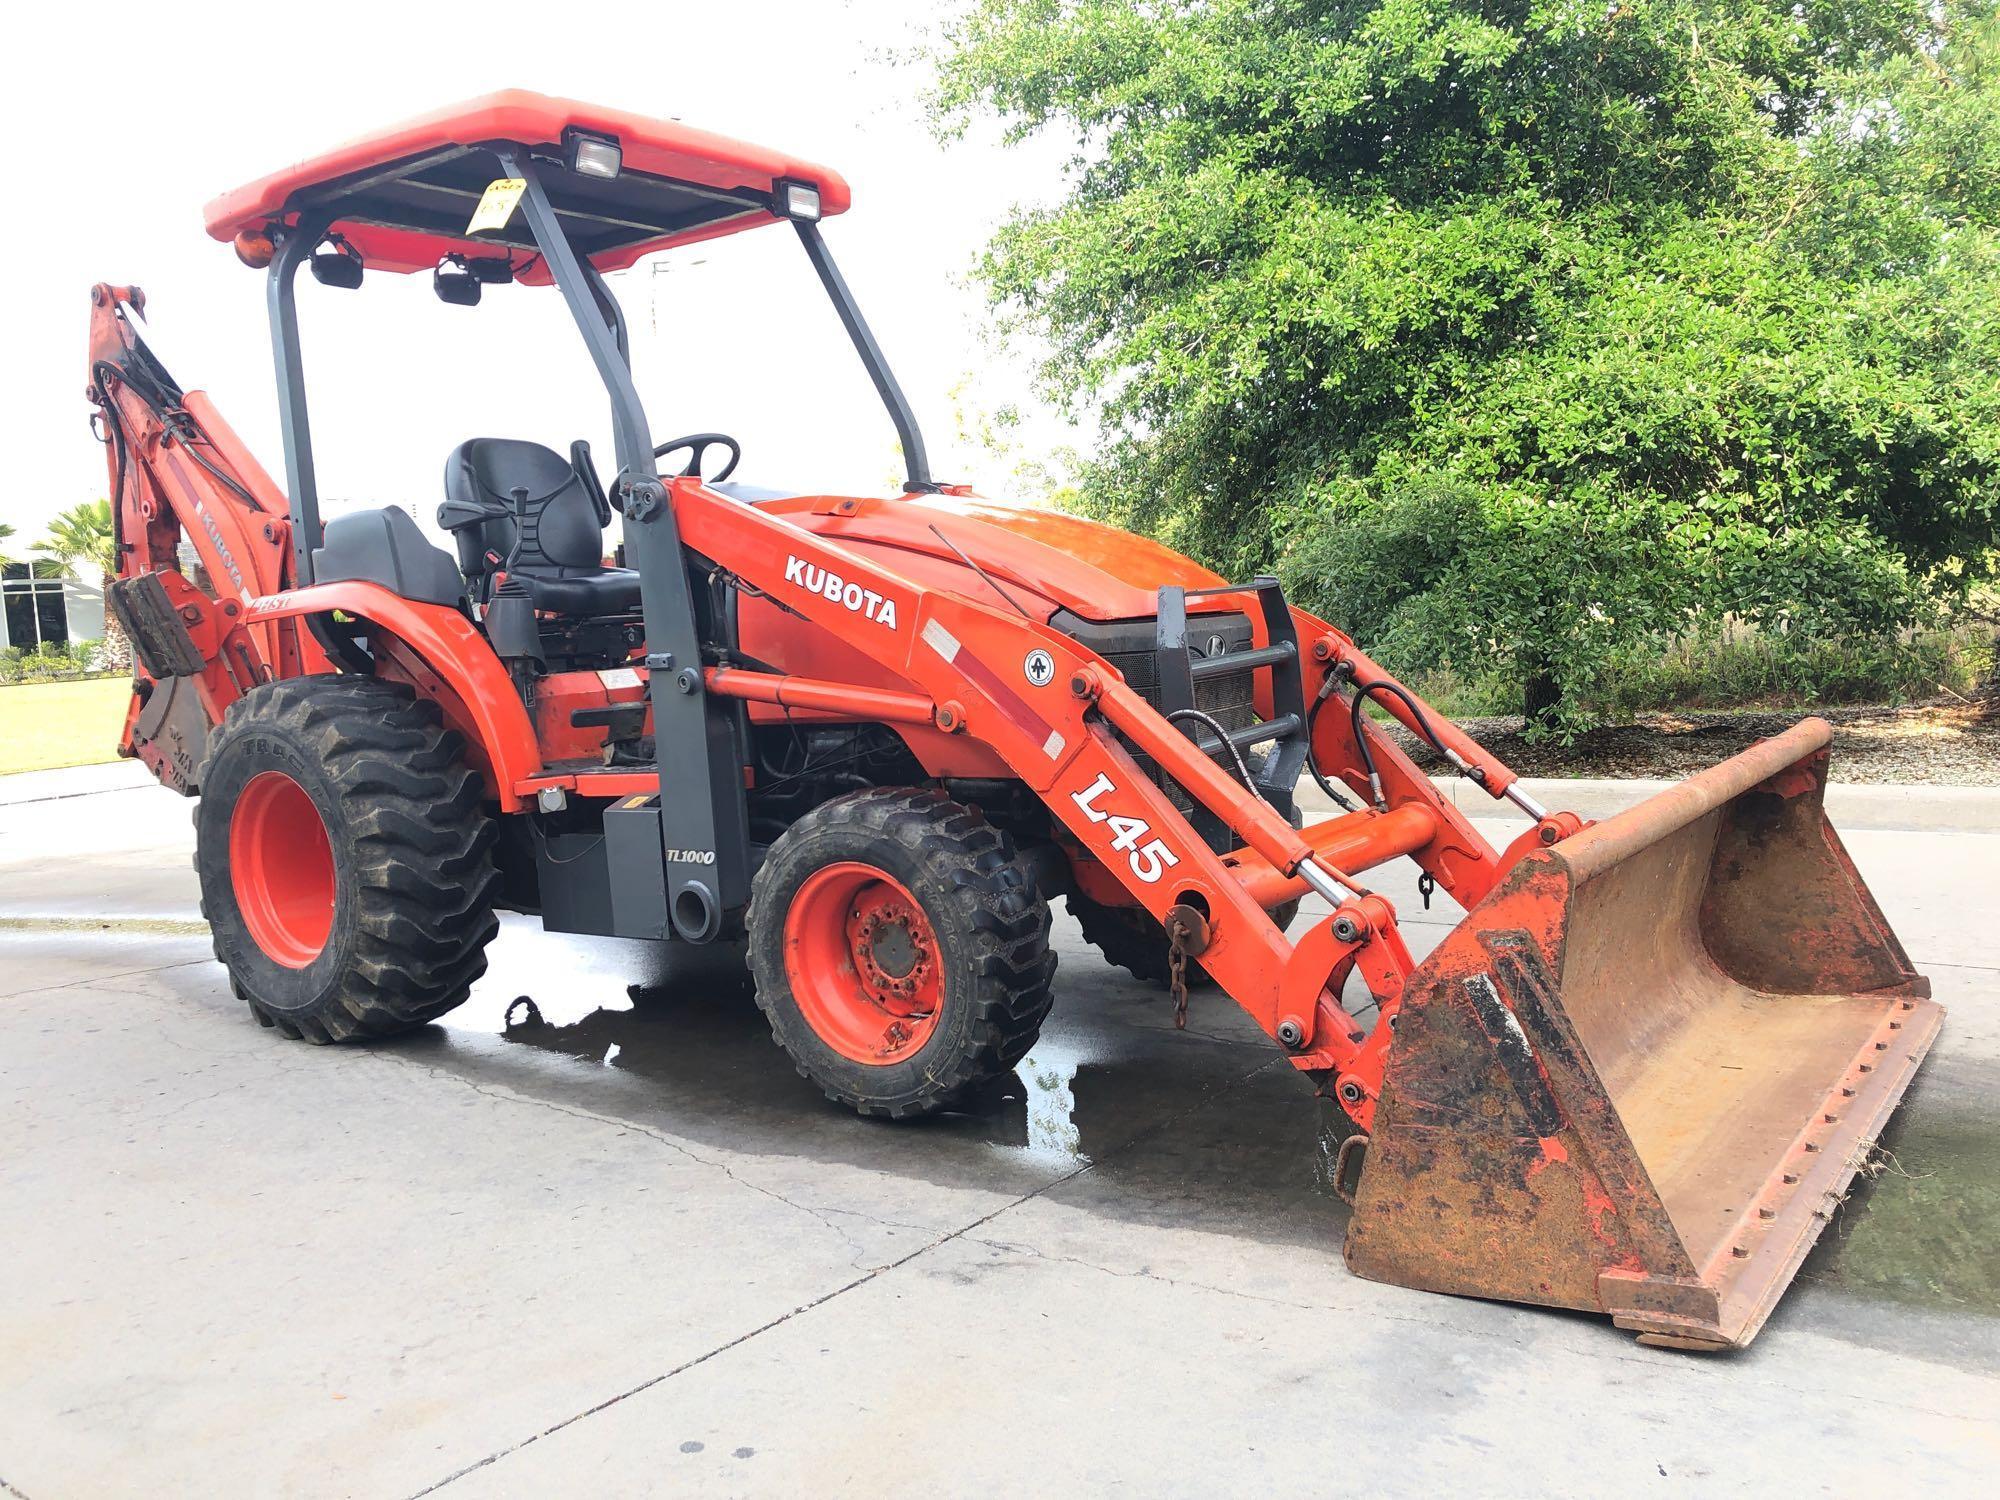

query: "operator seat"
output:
438 438 642 614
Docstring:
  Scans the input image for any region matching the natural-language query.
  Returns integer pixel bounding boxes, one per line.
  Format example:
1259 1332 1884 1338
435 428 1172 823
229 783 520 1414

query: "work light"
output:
565 129 622 179
774 179 822 221
309 235 364 290
433 254 482 307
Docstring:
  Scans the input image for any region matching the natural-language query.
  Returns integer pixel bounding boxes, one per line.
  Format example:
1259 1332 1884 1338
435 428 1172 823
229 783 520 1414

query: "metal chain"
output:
1166 911 1193 1030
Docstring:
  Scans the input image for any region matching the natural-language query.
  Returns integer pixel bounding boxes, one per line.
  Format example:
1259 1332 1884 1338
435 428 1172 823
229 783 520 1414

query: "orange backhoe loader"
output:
87 92 1940 1349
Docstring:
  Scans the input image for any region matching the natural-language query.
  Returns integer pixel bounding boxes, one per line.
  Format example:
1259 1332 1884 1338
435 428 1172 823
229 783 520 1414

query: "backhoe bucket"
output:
1343 718 1941 1348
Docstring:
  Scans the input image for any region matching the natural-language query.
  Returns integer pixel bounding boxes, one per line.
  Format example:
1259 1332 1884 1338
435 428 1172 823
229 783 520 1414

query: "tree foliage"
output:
33 500 116 581
930 0 2000 726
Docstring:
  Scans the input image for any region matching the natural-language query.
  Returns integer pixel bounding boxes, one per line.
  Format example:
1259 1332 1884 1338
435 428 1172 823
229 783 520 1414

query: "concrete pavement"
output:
1 764 1995 1497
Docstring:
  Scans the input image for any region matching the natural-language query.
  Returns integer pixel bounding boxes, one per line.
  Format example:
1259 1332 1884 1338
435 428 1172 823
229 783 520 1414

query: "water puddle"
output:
428 912 1400 1242
1797 1091 2000 1319
438 920 1114 1173
419 917 1999 1330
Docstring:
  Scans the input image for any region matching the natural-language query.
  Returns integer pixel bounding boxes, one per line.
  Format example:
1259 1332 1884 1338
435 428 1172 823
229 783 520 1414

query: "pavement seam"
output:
373 1054 938 1266
0 957 214 1003
410 1052 1288 1496
963 1232 1346 1313
0 916 210 936
405 1163 1099 1498
0 784 155 808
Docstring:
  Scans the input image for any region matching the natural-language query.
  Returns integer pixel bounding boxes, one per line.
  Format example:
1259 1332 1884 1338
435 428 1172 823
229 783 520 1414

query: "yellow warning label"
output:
466 178 527 235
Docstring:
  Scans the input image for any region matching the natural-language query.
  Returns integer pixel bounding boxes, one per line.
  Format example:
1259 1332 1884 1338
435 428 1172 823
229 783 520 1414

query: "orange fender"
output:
245 581 538 809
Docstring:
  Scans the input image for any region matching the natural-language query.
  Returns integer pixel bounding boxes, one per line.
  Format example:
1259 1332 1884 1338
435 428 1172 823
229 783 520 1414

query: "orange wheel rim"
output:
783 861 943 1064
229 771 335 968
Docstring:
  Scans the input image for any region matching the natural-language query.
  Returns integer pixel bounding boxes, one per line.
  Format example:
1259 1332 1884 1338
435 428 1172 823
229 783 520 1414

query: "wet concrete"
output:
1 768 1996 1496
1795 1054 2000 1319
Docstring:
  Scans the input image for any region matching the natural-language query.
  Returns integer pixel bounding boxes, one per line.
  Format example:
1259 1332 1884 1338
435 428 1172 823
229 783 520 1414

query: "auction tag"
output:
466 178 527 235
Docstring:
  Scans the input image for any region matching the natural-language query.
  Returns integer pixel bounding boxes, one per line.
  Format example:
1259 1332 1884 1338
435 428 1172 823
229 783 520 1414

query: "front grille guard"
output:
1154 578 1311 818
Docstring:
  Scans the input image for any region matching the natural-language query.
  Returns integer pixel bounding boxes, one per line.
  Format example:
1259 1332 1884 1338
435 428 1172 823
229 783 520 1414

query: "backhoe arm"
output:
86 284 321 788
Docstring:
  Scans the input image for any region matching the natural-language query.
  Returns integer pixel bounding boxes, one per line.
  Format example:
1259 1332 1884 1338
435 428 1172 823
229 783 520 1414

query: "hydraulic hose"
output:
1341 671 1477 810
94 360 263 514
1165 707 1261 798
1303 686 1357 811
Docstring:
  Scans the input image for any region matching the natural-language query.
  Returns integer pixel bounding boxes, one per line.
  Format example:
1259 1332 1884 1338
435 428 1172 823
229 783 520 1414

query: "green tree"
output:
33 500 125 670
0 521 63 579
33 500 116 580
930 0 2000 728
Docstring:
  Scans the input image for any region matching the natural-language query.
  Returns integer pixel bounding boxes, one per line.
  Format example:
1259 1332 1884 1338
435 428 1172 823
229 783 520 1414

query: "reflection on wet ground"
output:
383 904 1994 1337
1795 1057 2000 1318
401 910 1361 1250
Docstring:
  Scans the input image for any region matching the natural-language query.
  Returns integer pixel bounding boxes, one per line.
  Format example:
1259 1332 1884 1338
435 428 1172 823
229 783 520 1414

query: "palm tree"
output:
34 500 116 578
33 500 125 669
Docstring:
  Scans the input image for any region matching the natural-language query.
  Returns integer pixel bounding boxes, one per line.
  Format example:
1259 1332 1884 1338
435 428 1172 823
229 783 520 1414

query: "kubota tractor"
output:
88 92 1941 1349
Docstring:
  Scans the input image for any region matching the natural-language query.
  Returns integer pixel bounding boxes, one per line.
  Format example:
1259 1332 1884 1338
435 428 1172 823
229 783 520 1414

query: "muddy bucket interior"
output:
1344 719 1943 1349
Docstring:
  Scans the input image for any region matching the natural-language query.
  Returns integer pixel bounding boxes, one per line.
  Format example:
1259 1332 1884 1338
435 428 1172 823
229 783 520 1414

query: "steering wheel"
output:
653 432 742 484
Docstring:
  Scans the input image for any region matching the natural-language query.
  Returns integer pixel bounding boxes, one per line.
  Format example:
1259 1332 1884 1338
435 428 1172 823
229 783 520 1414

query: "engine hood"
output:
756 490 1229 623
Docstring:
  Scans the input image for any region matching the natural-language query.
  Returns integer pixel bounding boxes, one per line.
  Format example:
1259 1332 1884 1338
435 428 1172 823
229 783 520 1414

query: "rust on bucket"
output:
1342 718 1944 1349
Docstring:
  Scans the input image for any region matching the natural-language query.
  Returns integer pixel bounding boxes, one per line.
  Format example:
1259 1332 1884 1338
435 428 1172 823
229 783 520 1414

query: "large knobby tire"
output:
746 788 1056 1118
195 675 499 1043
1070 892 1301 990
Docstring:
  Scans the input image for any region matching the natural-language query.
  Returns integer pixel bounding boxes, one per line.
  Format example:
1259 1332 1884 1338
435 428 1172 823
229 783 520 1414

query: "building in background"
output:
1 565 104 650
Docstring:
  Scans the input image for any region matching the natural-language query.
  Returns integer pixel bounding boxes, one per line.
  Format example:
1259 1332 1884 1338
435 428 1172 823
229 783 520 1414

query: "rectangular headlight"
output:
775 180 821 221
565 130 622 179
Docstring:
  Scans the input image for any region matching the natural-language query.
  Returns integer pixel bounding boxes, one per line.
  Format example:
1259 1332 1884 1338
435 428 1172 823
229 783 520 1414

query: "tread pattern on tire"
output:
1070 891 1301 990
746 787 1056 1118
196 675 499 1042
1069 893 1183 987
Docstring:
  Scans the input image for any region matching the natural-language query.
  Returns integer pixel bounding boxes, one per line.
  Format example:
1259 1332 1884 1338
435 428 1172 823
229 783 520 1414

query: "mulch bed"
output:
1386 693 1999 786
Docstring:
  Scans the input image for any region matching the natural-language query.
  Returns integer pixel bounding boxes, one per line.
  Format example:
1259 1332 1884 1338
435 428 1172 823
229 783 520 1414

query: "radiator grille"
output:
1050 609 1264 847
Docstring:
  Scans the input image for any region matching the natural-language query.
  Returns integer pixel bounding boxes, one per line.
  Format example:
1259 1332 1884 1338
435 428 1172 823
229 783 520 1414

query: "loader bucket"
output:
1343 718 1942 1349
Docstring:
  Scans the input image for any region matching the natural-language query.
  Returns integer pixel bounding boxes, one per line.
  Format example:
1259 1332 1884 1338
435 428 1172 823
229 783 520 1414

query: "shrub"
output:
931 0 2000 731
1 638 113 684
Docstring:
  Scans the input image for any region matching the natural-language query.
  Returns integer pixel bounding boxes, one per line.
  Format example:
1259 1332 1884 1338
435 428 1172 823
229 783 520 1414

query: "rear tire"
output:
746 788 1055 1118
1073 798 1303 988
195 675 499 1042
1071 892 1300 989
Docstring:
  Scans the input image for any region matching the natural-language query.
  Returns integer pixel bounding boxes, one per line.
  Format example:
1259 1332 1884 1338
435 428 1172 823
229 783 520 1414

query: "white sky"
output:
4 0 1077 550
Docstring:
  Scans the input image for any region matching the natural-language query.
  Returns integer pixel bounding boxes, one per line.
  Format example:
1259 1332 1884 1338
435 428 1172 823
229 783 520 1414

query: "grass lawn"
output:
0 678 132 776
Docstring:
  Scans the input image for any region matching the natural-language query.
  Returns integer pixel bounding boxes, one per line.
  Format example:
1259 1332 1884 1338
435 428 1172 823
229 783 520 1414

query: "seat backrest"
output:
438 438 610 584
311 505 465 606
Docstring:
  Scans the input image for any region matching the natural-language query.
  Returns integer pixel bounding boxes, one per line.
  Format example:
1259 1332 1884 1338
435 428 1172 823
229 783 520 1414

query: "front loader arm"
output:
683 484 1938 1350
1283 612 1583 909
672 482 1485 1118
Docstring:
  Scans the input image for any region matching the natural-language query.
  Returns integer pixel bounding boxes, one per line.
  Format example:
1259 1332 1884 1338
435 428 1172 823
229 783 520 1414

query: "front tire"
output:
195 676 499 1042
746 788 1055 1118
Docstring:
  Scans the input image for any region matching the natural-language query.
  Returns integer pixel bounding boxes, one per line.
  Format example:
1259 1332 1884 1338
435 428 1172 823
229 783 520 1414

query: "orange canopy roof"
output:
203 90 851 280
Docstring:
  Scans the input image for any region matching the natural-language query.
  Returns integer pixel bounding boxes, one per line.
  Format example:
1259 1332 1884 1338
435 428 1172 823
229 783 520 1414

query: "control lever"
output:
502 486 532 574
